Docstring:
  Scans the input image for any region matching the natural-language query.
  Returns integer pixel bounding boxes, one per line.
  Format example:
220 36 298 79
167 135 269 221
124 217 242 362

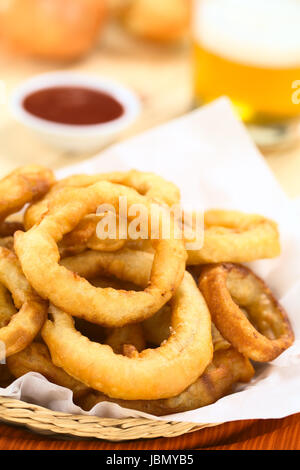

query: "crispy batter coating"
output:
0 165 54 222
24 170 180 230
199 263 294 362
187 210 280 265
0 248 47 360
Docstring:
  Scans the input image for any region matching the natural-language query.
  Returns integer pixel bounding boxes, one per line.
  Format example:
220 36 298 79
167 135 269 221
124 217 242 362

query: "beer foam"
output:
194 0 300 68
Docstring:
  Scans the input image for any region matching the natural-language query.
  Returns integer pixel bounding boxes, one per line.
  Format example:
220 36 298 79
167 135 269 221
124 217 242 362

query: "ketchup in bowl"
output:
23 86 124 126
12 73 140 152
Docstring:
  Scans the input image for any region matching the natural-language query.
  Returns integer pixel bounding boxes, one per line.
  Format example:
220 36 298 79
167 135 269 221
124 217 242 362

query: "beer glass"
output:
192 0 300 147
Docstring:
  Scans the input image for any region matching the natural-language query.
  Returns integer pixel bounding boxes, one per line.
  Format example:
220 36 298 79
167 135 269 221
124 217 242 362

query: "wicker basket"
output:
0 396 220 441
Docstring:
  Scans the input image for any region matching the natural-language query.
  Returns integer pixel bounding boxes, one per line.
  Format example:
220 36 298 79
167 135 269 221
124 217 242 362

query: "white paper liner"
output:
1 97 300 424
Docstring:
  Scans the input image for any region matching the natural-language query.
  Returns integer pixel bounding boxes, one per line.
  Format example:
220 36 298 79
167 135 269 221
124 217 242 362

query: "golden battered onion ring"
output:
199 263 294 362
187 210 280 265
78 348 254 415
0 165 54 223
15 183 186 327
0 248 47 360
42 269 212 400
122 344 140 358
7 343 89 400
24 169 180 230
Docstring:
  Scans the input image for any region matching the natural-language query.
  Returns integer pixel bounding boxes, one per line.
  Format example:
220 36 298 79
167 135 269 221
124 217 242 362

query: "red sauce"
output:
23 86 124 125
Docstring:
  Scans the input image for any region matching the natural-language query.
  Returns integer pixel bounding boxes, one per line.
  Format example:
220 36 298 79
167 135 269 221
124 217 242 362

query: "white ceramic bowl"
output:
10 72 141 153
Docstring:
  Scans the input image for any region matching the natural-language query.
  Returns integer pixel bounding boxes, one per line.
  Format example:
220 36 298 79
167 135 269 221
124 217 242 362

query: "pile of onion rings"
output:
0 165 293 416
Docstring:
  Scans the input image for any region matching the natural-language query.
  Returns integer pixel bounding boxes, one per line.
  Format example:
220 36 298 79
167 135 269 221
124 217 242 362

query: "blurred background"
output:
0 0 299 198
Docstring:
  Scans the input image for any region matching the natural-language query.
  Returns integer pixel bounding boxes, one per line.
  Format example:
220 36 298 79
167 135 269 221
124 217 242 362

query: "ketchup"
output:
23 86 124 125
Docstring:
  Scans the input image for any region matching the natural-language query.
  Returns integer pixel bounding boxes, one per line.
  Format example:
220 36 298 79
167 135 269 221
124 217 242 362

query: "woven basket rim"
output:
0 395 220 441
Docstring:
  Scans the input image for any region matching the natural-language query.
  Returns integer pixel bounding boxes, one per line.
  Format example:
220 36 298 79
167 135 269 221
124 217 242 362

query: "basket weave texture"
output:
0 396 219 441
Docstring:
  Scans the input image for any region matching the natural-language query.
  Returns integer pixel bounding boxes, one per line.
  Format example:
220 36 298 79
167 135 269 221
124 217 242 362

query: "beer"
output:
193 0 300 131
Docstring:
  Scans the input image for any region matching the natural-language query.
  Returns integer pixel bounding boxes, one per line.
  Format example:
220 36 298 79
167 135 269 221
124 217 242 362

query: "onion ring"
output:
78 348 254 415
0 165 54 223
0 248 47 360
15 182 186 327
199 263 294 362
7 343 89 400
24 169 180 230
187 210 280 265
42 268 212 400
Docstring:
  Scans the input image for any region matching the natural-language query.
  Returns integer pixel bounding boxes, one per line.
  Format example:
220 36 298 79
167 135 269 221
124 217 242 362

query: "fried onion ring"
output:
15 183 186 327
78 348 254 415
0 165 54 223
24 169 180 230
187 210 280 265
0 248 47 360
7 343 89 400
199 263 294 362
42 268 212 400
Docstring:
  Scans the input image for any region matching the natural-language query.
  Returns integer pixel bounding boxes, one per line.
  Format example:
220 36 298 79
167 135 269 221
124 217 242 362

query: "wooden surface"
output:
0 413 299 450
0 23 300 450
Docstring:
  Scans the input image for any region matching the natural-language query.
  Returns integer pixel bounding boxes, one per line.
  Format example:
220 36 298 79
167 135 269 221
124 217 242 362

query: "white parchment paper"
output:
1 98 300 424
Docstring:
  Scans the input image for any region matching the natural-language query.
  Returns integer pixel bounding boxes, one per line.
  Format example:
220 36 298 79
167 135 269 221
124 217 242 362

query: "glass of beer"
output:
192 0 300 147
